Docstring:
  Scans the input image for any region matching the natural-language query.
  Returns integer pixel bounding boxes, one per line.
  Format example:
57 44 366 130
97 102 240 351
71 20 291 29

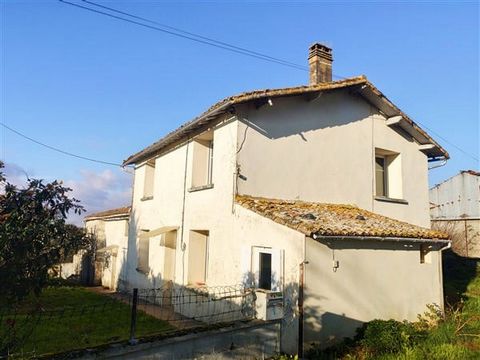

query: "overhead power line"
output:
1 122 125 167
59 0 478 164
82 0 311 72
60 0 348 77
415 121 479 162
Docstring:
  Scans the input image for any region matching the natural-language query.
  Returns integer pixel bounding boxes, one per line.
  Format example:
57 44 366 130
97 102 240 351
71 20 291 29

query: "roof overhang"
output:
85 213 130 222
123 76 449 165
351 84 448 160
138 226 179 239
312 234 451 245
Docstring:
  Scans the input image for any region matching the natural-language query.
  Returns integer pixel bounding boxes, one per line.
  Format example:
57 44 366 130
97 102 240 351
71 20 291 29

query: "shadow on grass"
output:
443 249 479 307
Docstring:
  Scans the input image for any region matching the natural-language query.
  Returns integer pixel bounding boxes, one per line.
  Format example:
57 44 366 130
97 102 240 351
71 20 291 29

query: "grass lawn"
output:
0 286 173 357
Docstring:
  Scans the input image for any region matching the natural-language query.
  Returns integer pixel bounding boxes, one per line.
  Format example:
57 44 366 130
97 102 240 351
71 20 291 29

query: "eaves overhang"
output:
124 76 449 165
311 234 451 245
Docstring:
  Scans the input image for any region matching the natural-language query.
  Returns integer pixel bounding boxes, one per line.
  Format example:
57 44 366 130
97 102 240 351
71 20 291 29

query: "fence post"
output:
129 288 138 345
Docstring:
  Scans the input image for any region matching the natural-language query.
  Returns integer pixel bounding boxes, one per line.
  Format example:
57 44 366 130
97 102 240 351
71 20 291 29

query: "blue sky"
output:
1 0 478 221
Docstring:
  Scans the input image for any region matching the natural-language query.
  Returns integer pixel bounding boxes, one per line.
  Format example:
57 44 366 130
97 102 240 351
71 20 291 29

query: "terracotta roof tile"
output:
85 206 131 220
123 76 448 165
236 195 449 240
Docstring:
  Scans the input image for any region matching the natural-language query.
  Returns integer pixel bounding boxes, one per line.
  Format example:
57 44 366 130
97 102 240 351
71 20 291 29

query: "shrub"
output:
359 319 418 355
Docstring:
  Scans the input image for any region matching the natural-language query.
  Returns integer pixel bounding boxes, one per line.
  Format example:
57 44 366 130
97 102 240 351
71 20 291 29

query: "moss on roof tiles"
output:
236 195 449 240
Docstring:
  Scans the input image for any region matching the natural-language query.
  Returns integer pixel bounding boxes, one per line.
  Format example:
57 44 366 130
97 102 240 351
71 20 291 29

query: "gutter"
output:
311 234 451 245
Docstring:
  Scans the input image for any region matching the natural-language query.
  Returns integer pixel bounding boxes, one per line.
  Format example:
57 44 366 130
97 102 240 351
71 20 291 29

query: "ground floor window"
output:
252 247 283 291
259 252 272 290
188 230 209 285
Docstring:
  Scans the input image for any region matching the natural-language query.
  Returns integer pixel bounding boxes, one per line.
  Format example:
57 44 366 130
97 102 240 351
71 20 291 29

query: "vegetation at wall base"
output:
0 286 172 357
298 251 480 359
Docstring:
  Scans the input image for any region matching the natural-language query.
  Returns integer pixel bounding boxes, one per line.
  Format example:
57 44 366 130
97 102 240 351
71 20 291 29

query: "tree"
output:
0 161 92 301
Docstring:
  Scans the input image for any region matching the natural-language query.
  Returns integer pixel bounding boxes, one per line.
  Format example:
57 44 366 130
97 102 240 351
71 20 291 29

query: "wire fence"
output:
0 284 257 358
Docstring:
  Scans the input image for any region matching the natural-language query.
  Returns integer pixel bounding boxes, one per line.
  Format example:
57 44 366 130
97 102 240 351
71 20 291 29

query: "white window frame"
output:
251 247 284 292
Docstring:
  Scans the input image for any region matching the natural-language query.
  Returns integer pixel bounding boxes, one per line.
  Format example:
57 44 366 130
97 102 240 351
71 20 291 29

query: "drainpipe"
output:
180 140 190 285
438 240 452 315
298 261 305 359
298 236 308 358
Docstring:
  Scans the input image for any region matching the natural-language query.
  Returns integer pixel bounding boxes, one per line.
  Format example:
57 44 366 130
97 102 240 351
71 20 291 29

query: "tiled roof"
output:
461 170 480 176
85 206 131 221
236 195 449 240
123 76 448 165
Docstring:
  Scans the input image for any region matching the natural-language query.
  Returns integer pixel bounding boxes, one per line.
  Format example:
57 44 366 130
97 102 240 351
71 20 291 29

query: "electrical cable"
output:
1 122 126 167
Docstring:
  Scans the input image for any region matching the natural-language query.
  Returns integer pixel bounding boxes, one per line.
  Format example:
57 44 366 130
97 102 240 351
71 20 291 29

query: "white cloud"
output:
65 168 133 226
1 162 132 226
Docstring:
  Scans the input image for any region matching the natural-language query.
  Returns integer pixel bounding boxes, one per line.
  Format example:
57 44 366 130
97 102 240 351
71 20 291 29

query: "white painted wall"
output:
430 172 480 219
85 218 128 290
123 91 441 353
235 90 431 227
304 237 444 347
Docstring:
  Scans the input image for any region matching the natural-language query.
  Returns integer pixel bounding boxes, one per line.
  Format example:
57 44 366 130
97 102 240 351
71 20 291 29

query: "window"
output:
375 156 387 197
375 149 403 199
251 247 283 291
137 230 150 273
143 160 155 199
259 253 272 290
187 230 209 285
191 131 214 189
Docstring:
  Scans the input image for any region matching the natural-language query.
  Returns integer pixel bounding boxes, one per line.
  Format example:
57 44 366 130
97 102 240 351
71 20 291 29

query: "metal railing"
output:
0 284 257 358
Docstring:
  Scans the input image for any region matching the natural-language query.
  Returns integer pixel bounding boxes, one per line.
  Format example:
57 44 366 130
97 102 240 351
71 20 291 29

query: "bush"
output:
359 319 419 355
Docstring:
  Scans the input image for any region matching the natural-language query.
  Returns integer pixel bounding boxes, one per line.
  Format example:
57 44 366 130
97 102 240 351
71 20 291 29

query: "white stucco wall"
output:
85 218 128 290
304 237 444 347
235 90 431 227
122 90 442 354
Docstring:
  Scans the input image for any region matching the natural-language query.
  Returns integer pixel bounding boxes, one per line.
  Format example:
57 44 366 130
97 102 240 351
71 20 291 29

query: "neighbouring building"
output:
430 170 480 258
91 44 451 353
85 206 131 290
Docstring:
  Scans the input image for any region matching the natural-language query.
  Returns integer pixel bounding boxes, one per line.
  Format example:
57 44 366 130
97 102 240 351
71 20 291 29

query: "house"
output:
430 170 480 258
84 206 131 290
97 44 450 353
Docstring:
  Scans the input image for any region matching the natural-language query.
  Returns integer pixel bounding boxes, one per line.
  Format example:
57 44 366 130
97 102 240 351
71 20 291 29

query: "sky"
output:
1 0 479 224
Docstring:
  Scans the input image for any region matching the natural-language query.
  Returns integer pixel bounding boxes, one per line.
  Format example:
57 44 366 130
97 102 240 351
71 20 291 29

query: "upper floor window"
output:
375 148 403 200
191 130 214 189
143 160 155 200
375 156 388 197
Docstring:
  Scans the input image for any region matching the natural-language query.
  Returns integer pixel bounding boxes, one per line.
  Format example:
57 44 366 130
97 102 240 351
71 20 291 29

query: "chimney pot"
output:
308 43 333 85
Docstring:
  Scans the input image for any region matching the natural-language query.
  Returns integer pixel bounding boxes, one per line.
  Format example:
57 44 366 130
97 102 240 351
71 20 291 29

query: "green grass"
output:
1 286 173 356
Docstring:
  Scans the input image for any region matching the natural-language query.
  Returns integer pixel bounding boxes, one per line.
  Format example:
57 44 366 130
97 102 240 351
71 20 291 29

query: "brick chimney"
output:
308 43 333 84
